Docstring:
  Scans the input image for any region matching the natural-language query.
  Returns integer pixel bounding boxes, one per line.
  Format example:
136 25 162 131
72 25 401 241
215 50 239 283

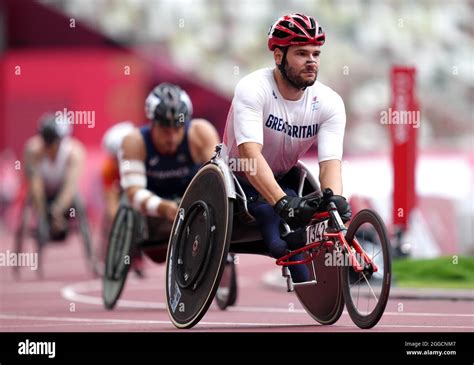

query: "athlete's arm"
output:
120 129 146 206
232 74 287 205
120 129 177 221
23 137 46 216
318 90 346 196
101 157 120 219
188 118 220 163
51 139 85 217
238 142 285 206
319 159 342 195
317 91 351 222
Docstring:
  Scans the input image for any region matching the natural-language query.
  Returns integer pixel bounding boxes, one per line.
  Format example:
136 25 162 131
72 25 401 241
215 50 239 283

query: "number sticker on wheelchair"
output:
306 220 328 244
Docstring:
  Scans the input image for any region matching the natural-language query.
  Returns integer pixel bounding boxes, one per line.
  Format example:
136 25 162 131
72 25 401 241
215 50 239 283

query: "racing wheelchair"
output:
102 195 237 311
165 145 392 329
13 194 98 278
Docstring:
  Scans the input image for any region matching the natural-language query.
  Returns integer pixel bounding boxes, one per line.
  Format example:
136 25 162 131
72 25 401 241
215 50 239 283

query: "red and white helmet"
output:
268 13 325 51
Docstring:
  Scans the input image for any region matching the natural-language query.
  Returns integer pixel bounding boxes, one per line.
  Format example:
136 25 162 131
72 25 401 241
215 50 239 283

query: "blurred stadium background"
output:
0 0 472 264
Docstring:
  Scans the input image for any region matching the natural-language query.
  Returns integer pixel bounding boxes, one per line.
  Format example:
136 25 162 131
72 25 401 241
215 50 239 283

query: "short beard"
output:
283 63 317 89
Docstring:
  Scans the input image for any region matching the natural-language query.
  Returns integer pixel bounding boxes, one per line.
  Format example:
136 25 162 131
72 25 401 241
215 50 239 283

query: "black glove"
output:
280 225 307 249
274 195 322 228
321 189 352 223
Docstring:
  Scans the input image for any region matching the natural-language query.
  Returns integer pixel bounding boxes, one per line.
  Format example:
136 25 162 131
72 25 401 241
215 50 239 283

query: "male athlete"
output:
119 83 220 257
223 14 352 282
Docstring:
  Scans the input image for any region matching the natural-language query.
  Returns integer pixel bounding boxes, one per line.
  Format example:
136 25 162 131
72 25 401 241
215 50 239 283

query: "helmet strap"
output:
277 47 307 91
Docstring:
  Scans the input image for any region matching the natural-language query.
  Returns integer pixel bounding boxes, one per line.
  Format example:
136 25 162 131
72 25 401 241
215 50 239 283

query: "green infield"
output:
392 256 474 289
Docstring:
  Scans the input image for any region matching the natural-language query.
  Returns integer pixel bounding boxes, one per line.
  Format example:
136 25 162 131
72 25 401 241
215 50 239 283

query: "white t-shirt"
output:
223 67 346 177
39 138 72 197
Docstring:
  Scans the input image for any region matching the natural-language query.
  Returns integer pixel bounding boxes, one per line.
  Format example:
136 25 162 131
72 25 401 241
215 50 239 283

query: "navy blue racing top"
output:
140 123 200 199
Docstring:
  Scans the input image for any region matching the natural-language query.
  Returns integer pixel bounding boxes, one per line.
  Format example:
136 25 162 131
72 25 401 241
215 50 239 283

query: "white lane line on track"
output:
380 312 474 318
0 314 305 328
377 324 474 330
1 314 474 330
227 306 474 317
0 322 137 329
61 280 474 318
61 280 168 309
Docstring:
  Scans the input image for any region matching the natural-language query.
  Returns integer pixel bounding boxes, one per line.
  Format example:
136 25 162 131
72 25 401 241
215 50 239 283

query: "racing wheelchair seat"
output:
165 144 345 328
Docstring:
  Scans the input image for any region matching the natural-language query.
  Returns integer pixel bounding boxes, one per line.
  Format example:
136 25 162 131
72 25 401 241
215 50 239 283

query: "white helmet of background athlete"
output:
102 121 135 156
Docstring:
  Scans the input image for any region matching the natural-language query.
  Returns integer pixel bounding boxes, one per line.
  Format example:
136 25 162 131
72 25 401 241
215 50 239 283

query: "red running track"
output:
1 231 473 333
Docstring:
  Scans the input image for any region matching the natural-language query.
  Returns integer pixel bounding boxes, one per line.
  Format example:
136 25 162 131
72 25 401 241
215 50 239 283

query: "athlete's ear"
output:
273 48 283 66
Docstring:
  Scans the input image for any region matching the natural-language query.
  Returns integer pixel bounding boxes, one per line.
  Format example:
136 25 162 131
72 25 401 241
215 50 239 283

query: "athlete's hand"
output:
323 194 352 223
158 199 179 221
50 204 67 233
281 225 307 249
273 195 322 228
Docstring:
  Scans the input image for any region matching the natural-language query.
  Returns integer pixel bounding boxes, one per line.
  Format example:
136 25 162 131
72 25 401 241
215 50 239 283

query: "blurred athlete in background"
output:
23 113 86 242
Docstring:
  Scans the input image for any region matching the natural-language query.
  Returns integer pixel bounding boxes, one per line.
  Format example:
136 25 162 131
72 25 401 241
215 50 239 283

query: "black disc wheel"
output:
166 163 233 329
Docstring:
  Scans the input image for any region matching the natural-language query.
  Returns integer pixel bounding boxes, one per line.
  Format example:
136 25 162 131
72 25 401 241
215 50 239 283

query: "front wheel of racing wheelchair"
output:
340 209 392 329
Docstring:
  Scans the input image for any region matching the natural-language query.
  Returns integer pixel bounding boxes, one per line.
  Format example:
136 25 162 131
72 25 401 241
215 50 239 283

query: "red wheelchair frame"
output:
276 205 378 275
274 199 392 329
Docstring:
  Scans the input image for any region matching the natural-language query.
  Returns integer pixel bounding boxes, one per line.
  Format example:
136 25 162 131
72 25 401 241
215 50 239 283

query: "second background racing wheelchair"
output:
102 196 237 311
165 145 392 329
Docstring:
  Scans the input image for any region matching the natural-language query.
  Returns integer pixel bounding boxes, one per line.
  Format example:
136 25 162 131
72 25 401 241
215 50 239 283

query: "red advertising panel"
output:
390 66 418 230
0 48 150 155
